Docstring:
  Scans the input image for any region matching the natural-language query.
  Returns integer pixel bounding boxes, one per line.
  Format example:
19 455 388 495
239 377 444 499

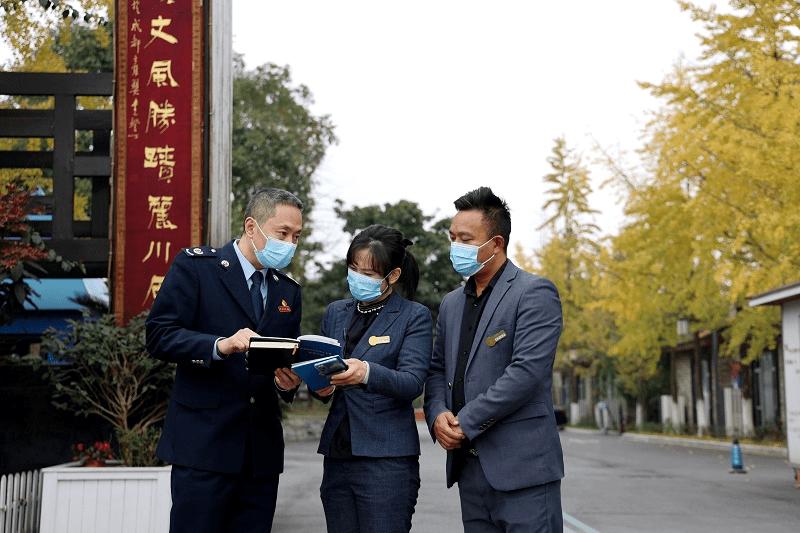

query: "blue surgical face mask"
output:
252 222 297 269
347 268 390 303
449 238 496 277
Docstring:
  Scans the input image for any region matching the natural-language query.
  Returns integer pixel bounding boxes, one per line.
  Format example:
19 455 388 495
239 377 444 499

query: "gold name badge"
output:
368 335 391 346
486 330 507 347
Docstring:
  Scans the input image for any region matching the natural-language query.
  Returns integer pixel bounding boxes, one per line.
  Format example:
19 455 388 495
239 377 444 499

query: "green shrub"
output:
26 311 174 466
116 427 163 467
573 416 598 429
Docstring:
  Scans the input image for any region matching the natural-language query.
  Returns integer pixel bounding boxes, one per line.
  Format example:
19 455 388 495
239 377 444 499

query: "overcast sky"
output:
231 0 711 262
0 1 713 263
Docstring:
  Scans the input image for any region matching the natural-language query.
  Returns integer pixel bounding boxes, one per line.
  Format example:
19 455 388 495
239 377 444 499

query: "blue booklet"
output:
291 354 349 392
294 334 343 362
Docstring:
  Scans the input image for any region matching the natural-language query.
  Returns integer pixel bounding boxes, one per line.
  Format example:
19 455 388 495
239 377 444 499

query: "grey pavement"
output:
561 428 800 533
273 420 460 532
274 423 800 533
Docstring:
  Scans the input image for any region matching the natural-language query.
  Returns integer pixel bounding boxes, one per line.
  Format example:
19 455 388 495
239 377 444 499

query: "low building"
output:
748 280 800 477
662 326 782 438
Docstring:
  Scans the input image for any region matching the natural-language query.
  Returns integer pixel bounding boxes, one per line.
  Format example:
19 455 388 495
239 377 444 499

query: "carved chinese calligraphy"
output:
115 0 204 322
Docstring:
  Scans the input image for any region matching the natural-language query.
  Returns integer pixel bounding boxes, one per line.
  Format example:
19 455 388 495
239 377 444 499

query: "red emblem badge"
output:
278 299 291 313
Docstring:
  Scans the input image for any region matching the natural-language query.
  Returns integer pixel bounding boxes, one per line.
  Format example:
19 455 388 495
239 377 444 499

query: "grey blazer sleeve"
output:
423 291 453 439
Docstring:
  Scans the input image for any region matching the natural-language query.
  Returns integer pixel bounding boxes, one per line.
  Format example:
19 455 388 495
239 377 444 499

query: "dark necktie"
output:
250 271 264 323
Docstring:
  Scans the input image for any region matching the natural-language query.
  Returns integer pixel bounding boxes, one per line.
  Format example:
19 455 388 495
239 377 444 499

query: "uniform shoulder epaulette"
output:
274 268 301 286
182 246 219 258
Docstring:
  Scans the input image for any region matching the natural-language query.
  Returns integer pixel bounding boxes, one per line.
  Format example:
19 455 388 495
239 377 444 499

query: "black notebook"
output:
247 335 342 375
246 337 299 375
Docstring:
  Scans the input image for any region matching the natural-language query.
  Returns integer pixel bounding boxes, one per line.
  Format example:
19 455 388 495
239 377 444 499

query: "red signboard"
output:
114 0 205 323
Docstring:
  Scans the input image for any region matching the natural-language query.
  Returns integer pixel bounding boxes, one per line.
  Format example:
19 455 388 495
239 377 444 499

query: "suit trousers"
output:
458 455 563 533
169 464 279 533
320 456 420 533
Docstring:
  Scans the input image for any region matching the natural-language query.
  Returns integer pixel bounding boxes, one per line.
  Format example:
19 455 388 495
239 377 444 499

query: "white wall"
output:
782 300 800 467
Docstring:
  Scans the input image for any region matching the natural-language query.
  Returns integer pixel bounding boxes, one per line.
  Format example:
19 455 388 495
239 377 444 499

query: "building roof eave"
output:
748 280 800 307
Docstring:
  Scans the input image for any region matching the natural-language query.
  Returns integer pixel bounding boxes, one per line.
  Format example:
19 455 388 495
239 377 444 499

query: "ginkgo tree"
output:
594 174 731 427
517 136 616 408
0 0 110 69
591 0 796 429
633 0 797 363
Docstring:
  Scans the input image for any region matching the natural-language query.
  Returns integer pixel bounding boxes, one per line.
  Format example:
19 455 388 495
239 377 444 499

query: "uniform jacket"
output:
317 291 433 458
145 240 301 477
423 260 564 490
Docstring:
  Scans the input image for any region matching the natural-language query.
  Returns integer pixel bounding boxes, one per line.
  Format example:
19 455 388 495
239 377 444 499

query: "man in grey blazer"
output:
424 187 564 532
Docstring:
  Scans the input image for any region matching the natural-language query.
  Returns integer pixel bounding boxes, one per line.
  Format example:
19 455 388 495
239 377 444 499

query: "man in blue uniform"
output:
146 187 305 533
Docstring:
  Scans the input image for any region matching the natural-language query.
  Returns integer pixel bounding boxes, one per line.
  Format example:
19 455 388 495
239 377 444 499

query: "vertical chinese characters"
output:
118 0 202 319
139 5 183 306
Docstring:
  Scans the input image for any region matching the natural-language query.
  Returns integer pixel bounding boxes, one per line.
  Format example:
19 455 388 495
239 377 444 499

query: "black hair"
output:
345 224 420 301
453 186 511 252
243 187 303 229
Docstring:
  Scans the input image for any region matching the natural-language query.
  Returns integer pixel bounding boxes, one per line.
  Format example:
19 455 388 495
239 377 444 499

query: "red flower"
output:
71 440 114 466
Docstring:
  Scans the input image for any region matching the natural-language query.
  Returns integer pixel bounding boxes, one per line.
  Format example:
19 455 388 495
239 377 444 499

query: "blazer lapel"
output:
336 300 357 344
467 262 518 368
261 269 289 329
351 292 403 361
218 242 258 323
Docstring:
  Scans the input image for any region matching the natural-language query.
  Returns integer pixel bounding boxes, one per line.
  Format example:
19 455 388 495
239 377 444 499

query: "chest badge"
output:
368 335 390 346
486 330 507 347
278 300 292 313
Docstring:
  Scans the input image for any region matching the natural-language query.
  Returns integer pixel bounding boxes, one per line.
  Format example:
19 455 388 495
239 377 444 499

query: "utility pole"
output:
207 0 233 247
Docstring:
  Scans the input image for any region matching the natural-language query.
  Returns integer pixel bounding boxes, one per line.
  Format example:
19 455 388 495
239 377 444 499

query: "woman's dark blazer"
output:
317 291 433 458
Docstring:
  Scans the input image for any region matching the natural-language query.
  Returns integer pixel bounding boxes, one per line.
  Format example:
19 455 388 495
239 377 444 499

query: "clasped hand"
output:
433 411 466 451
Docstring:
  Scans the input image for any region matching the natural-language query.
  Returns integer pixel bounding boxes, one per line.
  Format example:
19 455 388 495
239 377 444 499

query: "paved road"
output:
273 422 461 532
561 428 800 533
273 425 800 532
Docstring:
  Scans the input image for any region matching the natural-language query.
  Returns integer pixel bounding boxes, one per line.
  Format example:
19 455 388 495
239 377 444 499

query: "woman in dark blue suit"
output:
315 224 433 533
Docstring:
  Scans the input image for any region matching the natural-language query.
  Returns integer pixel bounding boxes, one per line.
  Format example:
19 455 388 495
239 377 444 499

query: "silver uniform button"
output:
250 397 255 404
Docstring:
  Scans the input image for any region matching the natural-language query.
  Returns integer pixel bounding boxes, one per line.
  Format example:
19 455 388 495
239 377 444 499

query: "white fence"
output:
724 386 754 437
0 470 41 533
